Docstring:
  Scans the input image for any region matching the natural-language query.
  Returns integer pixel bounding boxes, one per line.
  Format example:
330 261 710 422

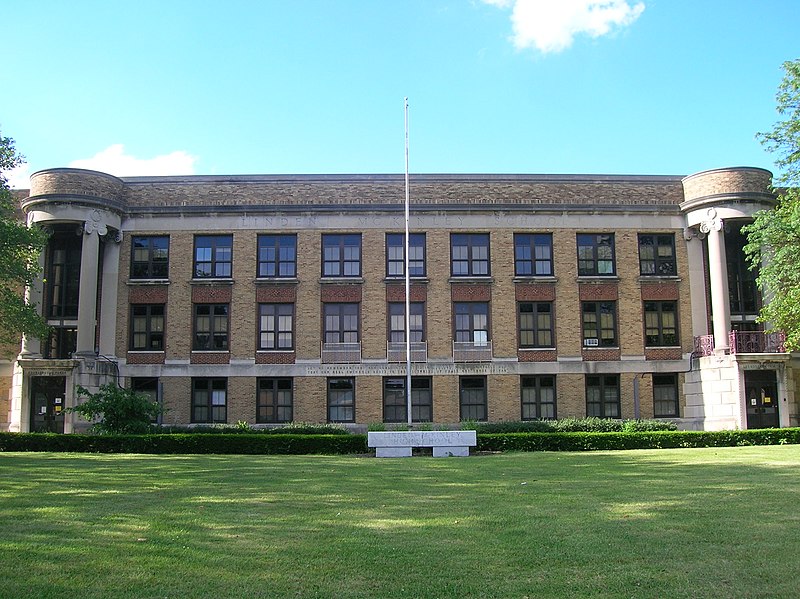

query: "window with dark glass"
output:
460 376 487 421
322 234 361 277
257 378 293 423
43 327 77 359
192 378 227 423
518 302 554 348
257 234 296 278
586 374 620 418
653 374 679 417
451 233 490 276
454 302 490 345
577 233 615 276
131 236 169 279
327 377 355 422
194 235 233 278
514 233 553 276
386 233 426 277
644 301 678 346
638 234 676 276
130 304 165 351
45 228 81 319
193 304 229 350
131 377 160 423
258 303 294 350
726 223 760 315
324 303 359 343
383 377 433 423
521 375 556 420
388 302 424 342
582 301 617 347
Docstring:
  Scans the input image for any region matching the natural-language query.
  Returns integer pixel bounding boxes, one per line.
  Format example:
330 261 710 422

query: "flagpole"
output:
404 97 412 427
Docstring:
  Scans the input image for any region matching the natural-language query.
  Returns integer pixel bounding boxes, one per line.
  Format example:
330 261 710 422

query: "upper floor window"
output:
451 233 490 277
258 303 294 350
131 236 169 279
638 234 676 276
514 233 553 276
194 235 233 278
322 234 361 277
324 303 359 343
454 302 490 345
644 301 678 346
582 301 617 347
388 302 425 343
45 227 81 319
130 304 165 351
577 233 615 276
193 304 229 351
518 302 554 348
258 235 296 278
386 233 426 277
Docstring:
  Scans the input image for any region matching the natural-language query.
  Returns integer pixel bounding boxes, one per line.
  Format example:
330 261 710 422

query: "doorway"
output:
744 370 780 429
29 376 67 433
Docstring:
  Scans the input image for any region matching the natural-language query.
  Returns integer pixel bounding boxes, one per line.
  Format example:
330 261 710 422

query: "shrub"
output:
66 384 162 435
474 418 677 434
155 422 351 435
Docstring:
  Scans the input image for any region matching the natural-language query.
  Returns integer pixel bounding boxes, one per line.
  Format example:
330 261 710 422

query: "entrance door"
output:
744 370 780 429
30 377 67 433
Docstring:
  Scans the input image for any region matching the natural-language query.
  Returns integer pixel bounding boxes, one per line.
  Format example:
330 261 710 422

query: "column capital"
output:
699 207 723 234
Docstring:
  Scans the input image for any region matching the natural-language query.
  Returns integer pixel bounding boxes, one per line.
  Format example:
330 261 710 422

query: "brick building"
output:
2 165 798 432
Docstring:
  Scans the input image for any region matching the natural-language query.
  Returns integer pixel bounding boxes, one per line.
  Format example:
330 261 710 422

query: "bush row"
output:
473 417 678 434
156 422 352 435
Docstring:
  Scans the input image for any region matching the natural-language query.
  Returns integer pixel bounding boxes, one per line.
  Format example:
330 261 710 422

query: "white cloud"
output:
484 0 645 54
69 144 198 177
7 163 32 189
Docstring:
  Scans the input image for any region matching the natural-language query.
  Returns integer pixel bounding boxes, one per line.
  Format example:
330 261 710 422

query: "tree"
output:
743 59 800 350
0 130 49 346
67 384 163 435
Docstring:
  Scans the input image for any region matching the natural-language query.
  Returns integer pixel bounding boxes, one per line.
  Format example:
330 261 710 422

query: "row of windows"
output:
131 233 677 280
157 373 680 424
130 300 680 351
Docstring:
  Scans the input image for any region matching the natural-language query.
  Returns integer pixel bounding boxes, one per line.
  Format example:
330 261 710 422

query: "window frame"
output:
586 374 621 419
191 377 227 424
327 377 355 423
382 376 433 423
193 235 233 279
323 303 360 344
514 233 553 277
581 301 618 347
518 301 554 348
131 235 169 279
257 234 297 278
644 301 679 347
450 233 490 277
638 233 676 276
577 233 616 276
459 376 488 421
193 303 230 351
521 375 557 420
258 303 295 350
653 373 679 418
388 302 425 343
129 304 165 351
256 377 293 423
386 233 426 278
322 233 362 278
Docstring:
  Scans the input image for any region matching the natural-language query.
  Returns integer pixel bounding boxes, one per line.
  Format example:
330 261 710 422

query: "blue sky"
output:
3 1 799 186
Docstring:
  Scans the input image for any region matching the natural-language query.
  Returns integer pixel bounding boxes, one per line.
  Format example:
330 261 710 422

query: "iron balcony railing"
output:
692 331 786 357
320 342 361 364
453 340 493 363
387 341 428 363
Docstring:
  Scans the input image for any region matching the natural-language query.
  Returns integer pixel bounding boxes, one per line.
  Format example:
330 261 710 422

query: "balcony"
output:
387 341 428 363
692 331 786 357
321 342 361 364
453 340 493 362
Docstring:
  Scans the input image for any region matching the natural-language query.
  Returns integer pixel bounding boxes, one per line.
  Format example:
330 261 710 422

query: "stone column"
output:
18 253 45 358
75 222 102 356
700 209 730 353
98 232 121 356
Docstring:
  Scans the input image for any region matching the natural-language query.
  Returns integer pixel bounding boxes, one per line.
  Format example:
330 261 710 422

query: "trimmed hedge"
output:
474 417 678 434
156 423 352 435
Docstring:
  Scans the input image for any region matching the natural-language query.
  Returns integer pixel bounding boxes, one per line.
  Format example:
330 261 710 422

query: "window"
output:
43 327 77 359
130 304 165 351
454 302 490 345
193 304 229 350
131 236 169 279
521 376 556 420
518 302 554 348
644 301 678 346
194 235 233 278
257 378 293 423
257 234 296 278
460 376 487 421
577 233 615 276
192 378 227 423
586 374 620 418
327 377 355 422
638 234 676 276
258 303 294 350
324 303 359 343
514 234 553 276
388 302 424 342
582 302 617 347
322 234 361 277
45 227 81 319
451 233 490 276
131 377 160 423
386 233 426 277
383 377 433 423
653 374 679 417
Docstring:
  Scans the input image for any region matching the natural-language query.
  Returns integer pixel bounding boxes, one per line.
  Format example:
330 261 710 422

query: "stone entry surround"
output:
368 430 477 457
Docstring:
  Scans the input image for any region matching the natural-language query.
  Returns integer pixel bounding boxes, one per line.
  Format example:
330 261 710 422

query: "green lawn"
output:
1 446 798 599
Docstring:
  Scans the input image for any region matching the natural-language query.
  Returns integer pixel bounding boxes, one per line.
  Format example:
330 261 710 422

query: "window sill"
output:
127 278 170 286
384 276 430 284
254 277 299 285
576 276 619 282
513 276 557 284
518 347 557 351
449 276 494 284
638 275 682 282
320 277 364 284
191 278 234 286
256 349 296 353
127 350 166 354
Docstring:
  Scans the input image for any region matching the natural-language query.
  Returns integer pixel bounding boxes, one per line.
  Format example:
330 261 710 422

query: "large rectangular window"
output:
258 303 294 350
257 234 296 278
638 234 676 276
194 235 233 278
386 233 426 277
514 233 553 276
460 376 487 421
192 378 227 423
582 301 617 347
451 233 490 276
322 234 361 277
257 378 293 423
130 304 165 351
388 302 424 343
644 301 678 346
521 375 556 420
383 377 433 423
193 304 229 350
653 374 679 417
454 302 490 345
45 228 81 319
327 377 355 422
577 233 615 276
131 236 169 279
586 374 620 418
518 302 554 348
131 377 160 423
324 303 359 343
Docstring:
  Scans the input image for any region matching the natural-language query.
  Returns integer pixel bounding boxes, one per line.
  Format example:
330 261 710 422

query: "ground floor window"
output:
192 378 227 423
586 374 620 418
460 376 487 421
521 375 556 420
328 377 355 423
257 378 293 423
653 374 679 417
131 377 160 423
383 377 432 423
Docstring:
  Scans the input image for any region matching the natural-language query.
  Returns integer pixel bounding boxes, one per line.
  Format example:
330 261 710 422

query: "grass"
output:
1 446 799 598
